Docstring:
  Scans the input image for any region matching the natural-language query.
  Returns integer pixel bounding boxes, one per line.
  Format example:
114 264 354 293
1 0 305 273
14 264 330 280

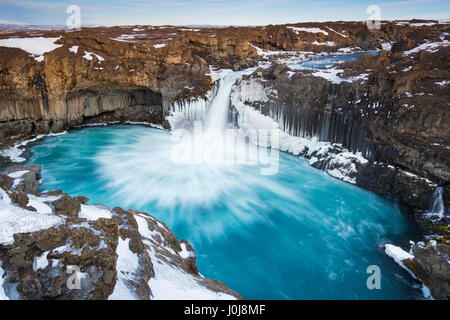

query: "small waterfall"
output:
429 187 445 219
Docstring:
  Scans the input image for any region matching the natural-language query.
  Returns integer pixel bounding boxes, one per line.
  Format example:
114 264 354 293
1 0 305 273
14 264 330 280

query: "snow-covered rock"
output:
0 166 240 300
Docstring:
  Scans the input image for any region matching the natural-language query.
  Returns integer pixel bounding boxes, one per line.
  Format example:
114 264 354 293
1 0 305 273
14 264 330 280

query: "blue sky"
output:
0 0 449 26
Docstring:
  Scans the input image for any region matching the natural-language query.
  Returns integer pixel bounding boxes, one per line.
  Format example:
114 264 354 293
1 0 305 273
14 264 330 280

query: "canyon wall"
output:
0 21 394 142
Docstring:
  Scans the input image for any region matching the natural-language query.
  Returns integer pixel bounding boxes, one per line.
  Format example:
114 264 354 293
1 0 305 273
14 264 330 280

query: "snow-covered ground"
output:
133 212 236 300
0 37 62 61
385 244 414 267
79 204 112 220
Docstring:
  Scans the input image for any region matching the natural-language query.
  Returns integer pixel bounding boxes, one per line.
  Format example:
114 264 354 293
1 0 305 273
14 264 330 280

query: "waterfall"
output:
430 187 445 219
205 70 251 132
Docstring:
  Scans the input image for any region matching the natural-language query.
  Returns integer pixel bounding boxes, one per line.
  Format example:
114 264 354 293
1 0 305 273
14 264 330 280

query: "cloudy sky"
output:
0 0 448 26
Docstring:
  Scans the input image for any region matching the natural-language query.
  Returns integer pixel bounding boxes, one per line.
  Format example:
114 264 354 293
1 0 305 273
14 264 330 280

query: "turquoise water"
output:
28 125 423 299
289 50 379 69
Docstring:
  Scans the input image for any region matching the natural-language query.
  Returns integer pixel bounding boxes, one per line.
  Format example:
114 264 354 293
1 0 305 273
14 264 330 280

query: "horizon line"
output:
1 18 449 29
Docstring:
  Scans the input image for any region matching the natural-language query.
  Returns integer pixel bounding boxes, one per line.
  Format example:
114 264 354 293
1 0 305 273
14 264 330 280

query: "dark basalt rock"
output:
3 164 41 194
404 241 450 300
356 164 435 209
0 223 119 300
0 173 13 190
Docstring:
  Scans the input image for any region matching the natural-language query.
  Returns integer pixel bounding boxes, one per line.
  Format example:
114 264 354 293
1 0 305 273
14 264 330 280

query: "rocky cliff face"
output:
0 165 240 300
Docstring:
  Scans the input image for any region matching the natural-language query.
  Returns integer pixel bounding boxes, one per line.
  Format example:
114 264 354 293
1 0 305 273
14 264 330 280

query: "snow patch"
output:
179 243 191 259
230 77 369 184
179 28 200 32
79 204 112 221
33 251 49 271
27 194 53 214
404 40 449 55
147 246 235 300
401 170 437 187
0 36 62 61
7 170 28 179
287 26 328 36
435 80 449 86
108 238 139 300
310 41 336 46
326 27 348 38
384 243 432 299
381 42 393 50
82 51 104 62
385 244 414 266
68 45 78 54
0 188 64 245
